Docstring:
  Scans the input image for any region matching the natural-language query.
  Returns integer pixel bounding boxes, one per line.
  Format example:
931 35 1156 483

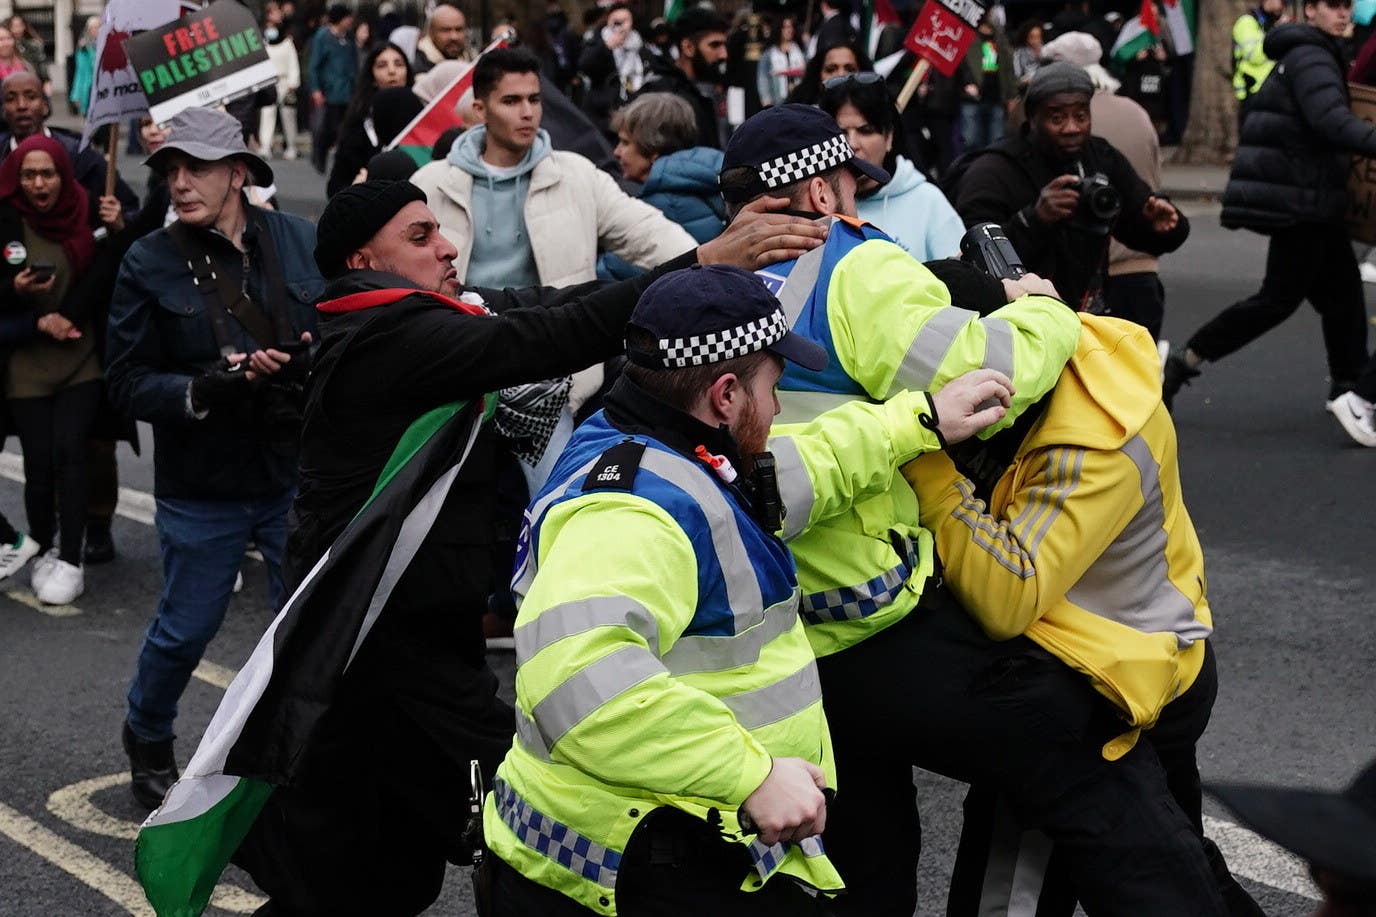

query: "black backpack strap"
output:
166 221 242 357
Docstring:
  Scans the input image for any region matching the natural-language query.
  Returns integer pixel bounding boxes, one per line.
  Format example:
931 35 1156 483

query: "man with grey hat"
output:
952 60 1189 315
105 106 322 811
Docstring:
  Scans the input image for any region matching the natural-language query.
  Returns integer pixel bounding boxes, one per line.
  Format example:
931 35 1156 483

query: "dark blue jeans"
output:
125 490 292 743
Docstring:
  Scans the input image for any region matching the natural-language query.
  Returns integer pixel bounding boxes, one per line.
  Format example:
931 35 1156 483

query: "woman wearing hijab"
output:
327 42 417 196
0 136 100 605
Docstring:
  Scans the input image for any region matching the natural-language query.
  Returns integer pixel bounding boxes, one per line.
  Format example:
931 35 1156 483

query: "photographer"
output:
952 62 1189 313
104 108 321 811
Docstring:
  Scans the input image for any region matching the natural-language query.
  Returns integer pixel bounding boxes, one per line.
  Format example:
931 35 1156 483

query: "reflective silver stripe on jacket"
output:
768 435 814 540
661 591 801 676
530 645 666 750
775 241 828 326
515 596 661 664
512 457 600 603
950 478 1036 579
776 389 866 425
887 306 977 397
638 448 766 627
885 309 1018 399
721 662 821 730
1064 435 1212 645
1007 447 1084 560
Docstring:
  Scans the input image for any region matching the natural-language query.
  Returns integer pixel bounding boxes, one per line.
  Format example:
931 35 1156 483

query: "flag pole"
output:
104 122 121 199
896 59 930 113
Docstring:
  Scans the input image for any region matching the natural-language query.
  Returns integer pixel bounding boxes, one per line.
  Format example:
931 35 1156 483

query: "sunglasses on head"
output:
823 71 883 90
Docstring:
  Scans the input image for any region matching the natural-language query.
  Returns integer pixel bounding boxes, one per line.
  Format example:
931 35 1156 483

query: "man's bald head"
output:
2 70 47 139
428 4 469 60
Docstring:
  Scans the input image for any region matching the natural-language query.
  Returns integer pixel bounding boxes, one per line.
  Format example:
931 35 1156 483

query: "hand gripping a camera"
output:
1034 174 1083 224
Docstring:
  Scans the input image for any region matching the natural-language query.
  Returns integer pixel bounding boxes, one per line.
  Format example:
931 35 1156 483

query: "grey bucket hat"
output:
144 107 274 187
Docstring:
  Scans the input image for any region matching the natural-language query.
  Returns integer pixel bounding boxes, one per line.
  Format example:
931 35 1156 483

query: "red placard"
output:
903 0 986 77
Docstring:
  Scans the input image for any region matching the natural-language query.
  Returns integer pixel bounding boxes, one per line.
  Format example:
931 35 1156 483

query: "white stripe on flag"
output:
1110 17 1150 57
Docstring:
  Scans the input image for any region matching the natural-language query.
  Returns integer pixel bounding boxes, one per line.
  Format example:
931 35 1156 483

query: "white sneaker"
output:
1330 391 1376 447
1360 261 1376 284
30 548 59 594
35 558 83 605
282 147 298 161
0 534 40 581
232 570 244 594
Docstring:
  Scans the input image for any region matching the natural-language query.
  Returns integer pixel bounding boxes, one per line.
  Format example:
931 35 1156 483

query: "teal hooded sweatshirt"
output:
448 125 552 289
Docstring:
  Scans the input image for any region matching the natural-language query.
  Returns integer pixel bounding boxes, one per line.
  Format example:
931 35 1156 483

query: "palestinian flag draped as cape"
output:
135 300 497 914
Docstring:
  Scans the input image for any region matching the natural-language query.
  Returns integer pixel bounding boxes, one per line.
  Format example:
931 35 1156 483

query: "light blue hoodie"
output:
856 155 965 262
448 125 553 289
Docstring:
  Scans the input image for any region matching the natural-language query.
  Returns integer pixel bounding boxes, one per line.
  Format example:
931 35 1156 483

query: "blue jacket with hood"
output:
599 147 725 280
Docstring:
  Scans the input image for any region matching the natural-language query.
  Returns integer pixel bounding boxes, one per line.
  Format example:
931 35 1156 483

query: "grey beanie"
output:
1024 62 1095 115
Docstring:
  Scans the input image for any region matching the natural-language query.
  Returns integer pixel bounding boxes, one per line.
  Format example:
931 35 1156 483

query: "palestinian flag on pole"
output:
136 346 497 915
863 0 903 60
384 38 508 166
1162 0 1195 56
1111 0 1162 65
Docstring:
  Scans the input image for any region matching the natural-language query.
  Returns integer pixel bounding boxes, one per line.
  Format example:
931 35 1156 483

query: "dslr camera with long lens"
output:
1069 171 1121 235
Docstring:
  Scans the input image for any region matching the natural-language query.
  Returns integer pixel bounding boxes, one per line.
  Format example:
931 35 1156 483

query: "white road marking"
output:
4 588 80 618
192 659 238 690
0 452 154 526
42 773 266 914
0 799 155 915
1204 814 1320 901
47 774 137 840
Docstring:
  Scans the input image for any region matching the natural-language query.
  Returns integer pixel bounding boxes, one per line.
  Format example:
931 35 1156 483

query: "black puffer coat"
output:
1222 24 1376 232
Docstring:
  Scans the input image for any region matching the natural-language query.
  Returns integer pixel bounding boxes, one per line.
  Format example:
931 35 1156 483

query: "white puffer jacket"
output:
411 146 696 290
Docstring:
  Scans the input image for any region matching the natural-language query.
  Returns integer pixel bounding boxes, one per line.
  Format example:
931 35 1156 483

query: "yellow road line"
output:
4 588 80 618
192 659 238 690
0 799 154 915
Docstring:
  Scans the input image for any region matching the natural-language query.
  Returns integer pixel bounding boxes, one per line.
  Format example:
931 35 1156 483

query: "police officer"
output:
717 103 1226 916
484 264 1016 916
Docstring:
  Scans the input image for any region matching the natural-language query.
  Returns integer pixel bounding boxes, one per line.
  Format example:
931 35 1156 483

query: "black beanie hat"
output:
314 180 428 279
1024 61 1095 115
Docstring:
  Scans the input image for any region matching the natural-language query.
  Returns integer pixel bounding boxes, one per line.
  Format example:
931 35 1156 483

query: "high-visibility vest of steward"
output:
1233 10 1277 101
485 386 945 914
757 216 1082 656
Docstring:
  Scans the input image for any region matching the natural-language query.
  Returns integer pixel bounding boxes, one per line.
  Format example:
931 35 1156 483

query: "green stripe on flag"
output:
1111 19 1155 65
136 778 274 917
400 145 431 167
665 0 685 23
368 393 497 503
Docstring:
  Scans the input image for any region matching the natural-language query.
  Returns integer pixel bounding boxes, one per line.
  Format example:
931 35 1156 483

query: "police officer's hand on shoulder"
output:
932 368 1015 445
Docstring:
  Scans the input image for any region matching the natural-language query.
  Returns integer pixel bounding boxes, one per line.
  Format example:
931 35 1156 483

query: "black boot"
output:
84 523 115 565
1162 350 1200 412
123 722 179 810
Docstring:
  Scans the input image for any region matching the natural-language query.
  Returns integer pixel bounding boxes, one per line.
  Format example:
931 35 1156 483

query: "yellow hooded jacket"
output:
905 315 1212 759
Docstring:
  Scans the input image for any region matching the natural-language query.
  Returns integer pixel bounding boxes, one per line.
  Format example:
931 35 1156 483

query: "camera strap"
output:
167 211 294 355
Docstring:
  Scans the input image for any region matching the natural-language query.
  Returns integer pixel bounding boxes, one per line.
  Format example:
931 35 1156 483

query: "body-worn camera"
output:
1069 171 1122 235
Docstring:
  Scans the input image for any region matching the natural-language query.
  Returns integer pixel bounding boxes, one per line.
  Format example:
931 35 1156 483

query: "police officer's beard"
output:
732 397 771 469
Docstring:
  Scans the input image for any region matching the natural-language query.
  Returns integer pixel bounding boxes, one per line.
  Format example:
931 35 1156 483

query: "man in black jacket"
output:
1163 0 1376 418
232 180 829 916
952 62 1189 314
636 6 728 149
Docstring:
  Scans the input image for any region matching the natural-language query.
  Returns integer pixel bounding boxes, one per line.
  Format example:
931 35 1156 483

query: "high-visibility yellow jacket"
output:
487 387 945 915
1233 10 1276 101
761 217 1083 656
905 315 1213 759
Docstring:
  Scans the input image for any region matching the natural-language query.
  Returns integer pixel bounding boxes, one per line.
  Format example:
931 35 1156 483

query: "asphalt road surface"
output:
0 150 1370 916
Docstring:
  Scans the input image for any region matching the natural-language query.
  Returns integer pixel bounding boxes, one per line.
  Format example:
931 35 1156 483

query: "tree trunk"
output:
1177 0 1252 163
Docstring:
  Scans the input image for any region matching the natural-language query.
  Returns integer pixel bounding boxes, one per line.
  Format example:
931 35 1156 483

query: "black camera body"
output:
1069 171 1122 235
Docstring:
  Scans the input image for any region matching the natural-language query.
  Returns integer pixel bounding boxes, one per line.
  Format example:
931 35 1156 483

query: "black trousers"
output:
489 807 836 917
1102 271 1165 342
1188 223 1370 386
310 102 347 172
10 380 102 564
948 642 1265 917
236 651 515 917
816 586 1225 917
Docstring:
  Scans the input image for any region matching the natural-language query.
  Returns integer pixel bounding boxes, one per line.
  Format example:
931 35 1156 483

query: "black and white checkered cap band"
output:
658 309 790 368
757 134 854 189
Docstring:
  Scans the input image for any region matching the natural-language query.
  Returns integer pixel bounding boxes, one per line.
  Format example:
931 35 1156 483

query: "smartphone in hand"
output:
28 262 56 283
